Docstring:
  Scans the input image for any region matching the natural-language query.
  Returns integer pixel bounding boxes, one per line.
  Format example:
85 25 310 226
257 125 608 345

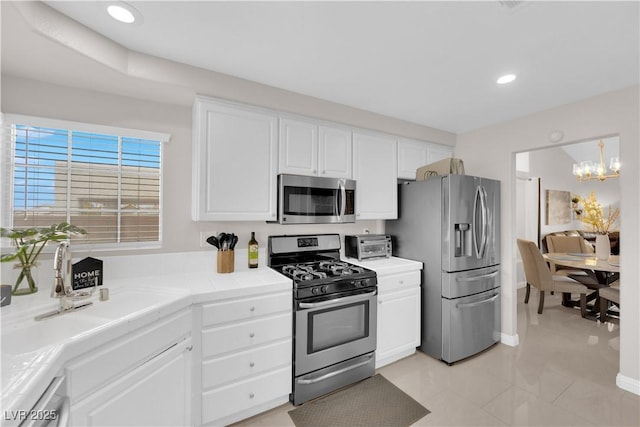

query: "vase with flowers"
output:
572 192 620 260
1 223 86 295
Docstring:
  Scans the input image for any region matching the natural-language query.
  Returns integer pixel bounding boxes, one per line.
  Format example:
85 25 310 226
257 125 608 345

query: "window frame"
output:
1 114 170 252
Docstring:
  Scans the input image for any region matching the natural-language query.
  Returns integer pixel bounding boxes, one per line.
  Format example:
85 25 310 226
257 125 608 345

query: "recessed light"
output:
107 2 142 24
497 74 517 84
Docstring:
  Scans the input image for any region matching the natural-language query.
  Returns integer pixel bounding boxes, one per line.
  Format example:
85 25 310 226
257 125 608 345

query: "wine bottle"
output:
248 232 259 269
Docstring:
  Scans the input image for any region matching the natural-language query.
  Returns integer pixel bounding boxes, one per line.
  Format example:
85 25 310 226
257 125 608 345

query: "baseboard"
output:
617 373 640 396
375 347 417 369
500 332 519 347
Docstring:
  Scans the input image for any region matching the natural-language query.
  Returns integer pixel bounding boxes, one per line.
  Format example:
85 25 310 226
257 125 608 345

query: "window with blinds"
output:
8 120 165 246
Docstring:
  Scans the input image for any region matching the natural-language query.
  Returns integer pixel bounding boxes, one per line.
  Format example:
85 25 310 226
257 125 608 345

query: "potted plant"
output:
1 223 86 295
573 192 620 260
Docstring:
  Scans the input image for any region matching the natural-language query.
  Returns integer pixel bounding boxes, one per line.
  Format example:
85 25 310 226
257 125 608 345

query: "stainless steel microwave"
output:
277 174 356 224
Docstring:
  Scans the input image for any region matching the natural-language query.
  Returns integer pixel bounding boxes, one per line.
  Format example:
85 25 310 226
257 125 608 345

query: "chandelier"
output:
572 140 620 182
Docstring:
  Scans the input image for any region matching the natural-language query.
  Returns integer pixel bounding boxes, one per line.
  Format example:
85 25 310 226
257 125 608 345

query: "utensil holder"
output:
217 250 235 274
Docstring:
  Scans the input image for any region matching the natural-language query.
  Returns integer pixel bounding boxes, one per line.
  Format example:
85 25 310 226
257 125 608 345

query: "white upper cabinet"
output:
428 144 454 164
398 138 454 180
353 131 398 220
318 124 352 178
397 138 430 179
192 96 278 221
279 116 352 179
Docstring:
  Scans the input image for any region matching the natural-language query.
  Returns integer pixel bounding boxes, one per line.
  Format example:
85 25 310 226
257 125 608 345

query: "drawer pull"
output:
250 306 255 312
249 332 255 338
249 393 255 399
249 362 255 367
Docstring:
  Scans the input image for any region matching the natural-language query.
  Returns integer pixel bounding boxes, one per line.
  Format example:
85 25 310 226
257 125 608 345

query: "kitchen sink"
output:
1 313 112 355
85 287 185 319
1 287 185 356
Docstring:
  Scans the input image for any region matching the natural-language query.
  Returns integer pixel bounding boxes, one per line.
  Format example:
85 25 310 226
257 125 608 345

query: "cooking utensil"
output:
217 233 228 251
206 235 219 248
230 234 238 250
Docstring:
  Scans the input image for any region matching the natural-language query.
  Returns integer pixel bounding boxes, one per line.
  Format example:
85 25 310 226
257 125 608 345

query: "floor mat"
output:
288 374 430 427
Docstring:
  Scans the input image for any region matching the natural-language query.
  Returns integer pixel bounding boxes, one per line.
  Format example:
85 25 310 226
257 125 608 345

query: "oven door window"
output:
283 186 337 216
308 301 370 353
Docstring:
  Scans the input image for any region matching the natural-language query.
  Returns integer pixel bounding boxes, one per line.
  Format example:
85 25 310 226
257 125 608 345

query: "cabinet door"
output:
397 139 429 179
318 125 352 179
353 131 398 219
192 97 278 221
376 287 420 368
428 144 453 164
279 117 318 176
71 339 192 427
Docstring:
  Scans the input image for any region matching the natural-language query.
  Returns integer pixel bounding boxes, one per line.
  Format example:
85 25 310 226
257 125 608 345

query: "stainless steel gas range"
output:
268 234 377 405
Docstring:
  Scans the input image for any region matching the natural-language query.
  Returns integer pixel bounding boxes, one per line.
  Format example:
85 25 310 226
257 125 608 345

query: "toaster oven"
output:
344 234 392 261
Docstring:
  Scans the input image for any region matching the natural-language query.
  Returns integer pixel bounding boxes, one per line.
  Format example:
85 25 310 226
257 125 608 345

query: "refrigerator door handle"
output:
473 186 488 258
479 186 489 258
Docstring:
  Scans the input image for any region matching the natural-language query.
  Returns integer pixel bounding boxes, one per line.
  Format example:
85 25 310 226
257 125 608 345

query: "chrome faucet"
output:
53 241 73 299
35 241 95 321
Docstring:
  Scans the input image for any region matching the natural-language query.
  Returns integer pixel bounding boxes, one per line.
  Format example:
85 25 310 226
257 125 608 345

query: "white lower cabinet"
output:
376 270 421 368
197 290 292 426
67 310 192 426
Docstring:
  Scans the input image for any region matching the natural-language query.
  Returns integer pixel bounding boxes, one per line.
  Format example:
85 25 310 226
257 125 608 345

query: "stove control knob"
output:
355 280 363 288
321 285 329 294
312 287 321 295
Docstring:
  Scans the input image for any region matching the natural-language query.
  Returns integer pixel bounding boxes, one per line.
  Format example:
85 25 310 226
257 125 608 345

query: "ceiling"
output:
7 1 640 134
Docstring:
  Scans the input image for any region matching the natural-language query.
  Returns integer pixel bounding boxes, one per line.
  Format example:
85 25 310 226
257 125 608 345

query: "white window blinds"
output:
7 116 167 246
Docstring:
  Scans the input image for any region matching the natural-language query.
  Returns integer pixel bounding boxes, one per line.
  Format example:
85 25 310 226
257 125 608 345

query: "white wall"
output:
455 86 640 395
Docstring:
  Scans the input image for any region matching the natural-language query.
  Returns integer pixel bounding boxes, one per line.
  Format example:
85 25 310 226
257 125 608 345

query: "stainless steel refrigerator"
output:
386 174 501 364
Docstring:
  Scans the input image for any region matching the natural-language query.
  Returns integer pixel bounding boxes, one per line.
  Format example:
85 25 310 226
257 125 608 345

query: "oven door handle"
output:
298 290 377 309
297 354 374 384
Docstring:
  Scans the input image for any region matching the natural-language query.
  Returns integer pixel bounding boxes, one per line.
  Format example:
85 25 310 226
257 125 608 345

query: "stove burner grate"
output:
278 260 370 283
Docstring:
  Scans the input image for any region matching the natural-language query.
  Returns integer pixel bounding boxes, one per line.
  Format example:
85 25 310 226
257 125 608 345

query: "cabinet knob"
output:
250 306 255 312
249 362 255 367
249 393 255 399
399 280 404 284
249 332 255 338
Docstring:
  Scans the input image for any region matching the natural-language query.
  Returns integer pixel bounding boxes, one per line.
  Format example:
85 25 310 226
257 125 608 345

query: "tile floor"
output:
233 288 639 426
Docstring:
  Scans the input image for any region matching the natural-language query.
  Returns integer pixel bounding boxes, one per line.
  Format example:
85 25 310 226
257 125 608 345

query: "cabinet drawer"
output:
202 312 291 357
202 291 290 326
202 339 291 389
66 309 191 400
377 270 420 294
202 367 291 425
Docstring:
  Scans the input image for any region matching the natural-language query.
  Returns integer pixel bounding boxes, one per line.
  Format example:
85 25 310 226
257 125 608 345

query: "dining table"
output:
543 253 620 317
544 253 620 283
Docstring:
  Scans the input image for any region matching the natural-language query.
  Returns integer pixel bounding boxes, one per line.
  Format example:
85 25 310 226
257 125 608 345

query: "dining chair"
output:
599 285 620 322
517 239 590 317
545 235 599 287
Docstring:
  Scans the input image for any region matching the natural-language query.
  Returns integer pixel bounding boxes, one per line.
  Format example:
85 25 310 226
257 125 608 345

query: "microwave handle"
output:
339 181 346 219
335 180 346 222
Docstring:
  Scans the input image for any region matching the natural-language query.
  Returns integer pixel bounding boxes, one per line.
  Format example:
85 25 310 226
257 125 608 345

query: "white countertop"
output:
1 251 419 414
343 256 423 275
